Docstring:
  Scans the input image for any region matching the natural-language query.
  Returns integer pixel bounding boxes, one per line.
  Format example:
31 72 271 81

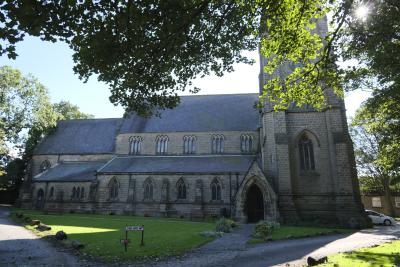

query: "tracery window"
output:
80 187 85 199
109 178 119 199
183 136 196 154
156 135 168 154
129 136 143 155
40 160 51 172
144 178 154 200
49 187 54 199
211 178 222 201
177 178 187 199
298 135 315 171
211 134 225 154
241 134 253 153
72 187 76 198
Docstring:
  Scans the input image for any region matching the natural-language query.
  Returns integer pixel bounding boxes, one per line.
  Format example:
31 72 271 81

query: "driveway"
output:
1 205 399 267
154 222 400 267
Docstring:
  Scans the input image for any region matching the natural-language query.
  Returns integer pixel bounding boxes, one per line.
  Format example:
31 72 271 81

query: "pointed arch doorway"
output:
245 184 264 223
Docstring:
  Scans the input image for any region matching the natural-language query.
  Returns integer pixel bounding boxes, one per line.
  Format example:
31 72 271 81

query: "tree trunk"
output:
383 177 396 217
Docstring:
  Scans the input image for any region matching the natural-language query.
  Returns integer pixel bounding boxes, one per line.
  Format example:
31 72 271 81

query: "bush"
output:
254 221 280 240
200 230 224 238
216 217 234 233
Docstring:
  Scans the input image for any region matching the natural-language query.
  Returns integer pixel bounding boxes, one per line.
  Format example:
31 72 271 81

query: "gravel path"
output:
0 205 89 267
1 205 399 267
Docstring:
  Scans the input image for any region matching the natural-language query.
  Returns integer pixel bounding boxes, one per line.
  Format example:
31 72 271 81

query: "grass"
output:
11 210 215 262
248 226 354 244
318 240 400 266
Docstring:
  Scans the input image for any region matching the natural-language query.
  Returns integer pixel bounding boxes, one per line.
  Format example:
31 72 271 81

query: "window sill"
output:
209 200 224 204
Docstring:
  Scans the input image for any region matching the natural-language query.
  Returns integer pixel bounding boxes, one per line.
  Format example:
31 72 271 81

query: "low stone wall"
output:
361 194 400 216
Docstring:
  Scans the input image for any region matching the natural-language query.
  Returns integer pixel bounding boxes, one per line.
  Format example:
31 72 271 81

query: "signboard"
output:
126 226 144 231
122 224 145 252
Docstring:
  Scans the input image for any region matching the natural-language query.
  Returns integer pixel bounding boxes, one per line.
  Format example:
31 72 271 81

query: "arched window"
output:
76 187 80 199
144 178 154 200
298 135 315 171
183 136 196 154
80 187 85 199
211 135 225 154
241 134 254 153
177 178 187 199
72 187 76 198
48 187 54 199
156 135 168 154
129 136 143 155
211 179 222 201
109 178 119 199
40 160 51 173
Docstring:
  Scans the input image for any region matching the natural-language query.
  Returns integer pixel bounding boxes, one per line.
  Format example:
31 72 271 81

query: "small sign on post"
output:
122 224 145 252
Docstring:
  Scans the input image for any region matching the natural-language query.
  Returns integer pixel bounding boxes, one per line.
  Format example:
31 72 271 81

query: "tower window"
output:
211 135 225 154
156 135 168 154
129 136 143 155
183 136 196 154
40 160 51 172
298 135 315 171
241 134 253 153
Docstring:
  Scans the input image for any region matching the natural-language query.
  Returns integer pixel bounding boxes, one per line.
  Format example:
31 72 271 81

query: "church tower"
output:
259 17 370 227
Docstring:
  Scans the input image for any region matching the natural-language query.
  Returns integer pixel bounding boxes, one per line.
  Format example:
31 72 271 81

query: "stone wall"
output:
361 194 400 217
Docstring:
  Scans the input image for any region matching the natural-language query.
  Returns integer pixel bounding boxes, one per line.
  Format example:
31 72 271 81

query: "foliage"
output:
253 221 280 240
215 217 235 233
350 105 400 216
12 211 215 261
1 1 354 116
200 230 224 238
319 240 400 267
249 225 352 244
0 66 50 172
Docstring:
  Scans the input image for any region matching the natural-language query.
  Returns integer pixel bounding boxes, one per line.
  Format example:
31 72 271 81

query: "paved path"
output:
1 205 399 267
0 205 89 267
154 223 400 267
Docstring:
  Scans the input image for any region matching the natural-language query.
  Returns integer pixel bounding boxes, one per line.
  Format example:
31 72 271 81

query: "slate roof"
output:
98 155 256 174
34 118 123 155
33 161 106 182
120 93 260 133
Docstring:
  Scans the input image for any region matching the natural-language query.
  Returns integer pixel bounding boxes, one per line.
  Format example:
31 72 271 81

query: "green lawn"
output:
249 226 354 244
11 210 214 262
318 240 400 266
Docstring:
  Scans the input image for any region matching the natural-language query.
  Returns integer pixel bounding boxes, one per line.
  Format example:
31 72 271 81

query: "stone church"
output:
20 18 368 227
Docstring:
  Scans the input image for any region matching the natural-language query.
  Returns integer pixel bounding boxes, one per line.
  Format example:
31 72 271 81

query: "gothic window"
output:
80 187 85 199
211 179 222 201
109 178 119 199
129 136 143 155
48 187 54 199
72 187 76 198
298 135 315 171
76 187 80 199
177 178 187 199
144 178 154 200
183 135 196 154
241 134 253 153
211 135 225 154
40 160 51 172
156 135 168 154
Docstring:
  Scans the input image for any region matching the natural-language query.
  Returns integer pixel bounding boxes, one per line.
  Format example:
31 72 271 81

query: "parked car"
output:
365 210 396 226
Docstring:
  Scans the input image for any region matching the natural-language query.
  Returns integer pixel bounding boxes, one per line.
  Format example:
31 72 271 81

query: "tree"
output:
1 0 344 115
0 65 51 174
350 106 400 216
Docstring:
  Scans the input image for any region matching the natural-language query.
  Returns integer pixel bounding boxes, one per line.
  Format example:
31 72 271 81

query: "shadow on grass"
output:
340 251 400 266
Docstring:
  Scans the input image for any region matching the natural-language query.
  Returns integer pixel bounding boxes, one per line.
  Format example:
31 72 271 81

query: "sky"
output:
0 36 370 119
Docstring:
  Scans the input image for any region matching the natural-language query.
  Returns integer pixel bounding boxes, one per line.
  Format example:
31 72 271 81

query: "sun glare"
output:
355 5 369 20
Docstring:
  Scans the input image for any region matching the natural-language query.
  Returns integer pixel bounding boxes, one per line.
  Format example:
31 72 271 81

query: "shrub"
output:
216 217 233 233
200 231 224 238
226 218 239 228
254 221 280 240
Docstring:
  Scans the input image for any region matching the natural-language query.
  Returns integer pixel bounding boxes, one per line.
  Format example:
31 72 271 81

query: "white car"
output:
365 210 396 226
